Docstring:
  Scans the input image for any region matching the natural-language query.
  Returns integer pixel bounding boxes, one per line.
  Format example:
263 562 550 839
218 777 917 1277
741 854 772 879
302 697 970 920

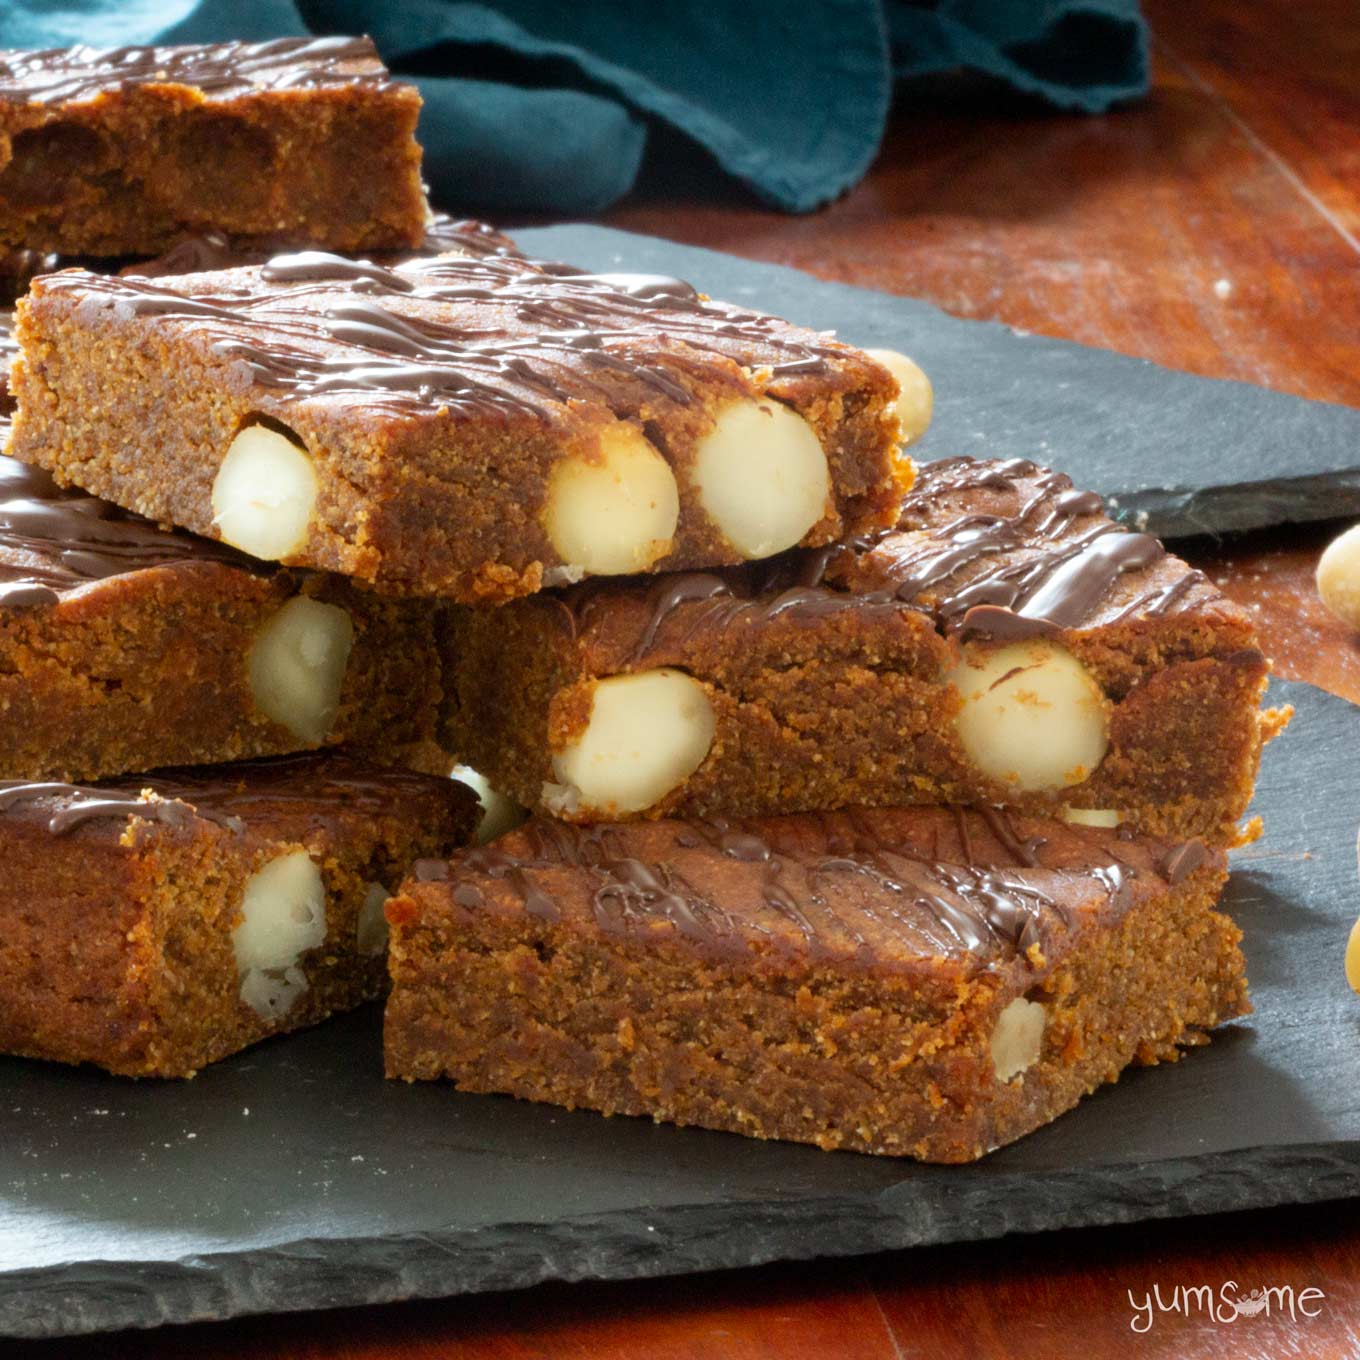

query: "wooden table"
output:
27 2 1360 1355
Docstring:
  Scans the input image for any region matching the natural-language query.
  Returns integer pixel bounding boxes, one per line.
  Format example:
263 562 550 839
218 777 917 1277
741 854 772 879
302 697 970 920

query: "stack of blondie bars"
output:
0 37 1280 1161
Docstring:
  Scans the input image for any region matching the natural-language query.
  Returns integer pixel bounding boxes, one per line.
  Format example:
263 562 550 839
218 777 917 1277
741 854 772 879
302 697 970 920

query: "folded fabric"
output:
1 1 1148 215
888 0 1148 114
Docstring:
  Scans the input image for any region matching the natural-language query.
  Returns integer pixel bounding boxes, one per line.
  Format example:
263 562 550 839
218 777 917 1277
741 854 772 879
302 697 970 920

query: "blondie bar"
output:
0 37 426 255
0 313 445 780
385 805 1246 1161
443 457 1277 844
9 249 909 599
1 753 477 1077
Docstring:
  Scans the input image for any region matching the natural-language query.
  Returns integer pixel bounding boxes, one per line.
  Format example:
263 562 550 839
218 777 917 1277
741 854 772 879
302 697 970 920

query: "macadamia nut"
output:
248 596 354 744
1317 524 1360 631
551 668 716 815
1061 807 1122 828
356 881 390 956
451 765 528 843
948 638 1109 793
1347 828 1360 995
543 423 678 576
232 849 326 1018
692 398 830 559
212 423 318 561
1346 917 1360 995
865 347 934 446
991 996 1046 1082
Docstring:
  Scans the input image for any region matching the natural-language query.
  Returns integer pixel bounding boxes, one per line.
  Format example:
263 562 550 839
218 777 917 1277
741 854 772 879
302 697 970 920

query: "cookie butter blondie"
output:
0 451 455 779
9 250 911 600
0 754 477 1078
0 315 445 779
442 457 1277 845
0 37 426 255
385 805 1247 1162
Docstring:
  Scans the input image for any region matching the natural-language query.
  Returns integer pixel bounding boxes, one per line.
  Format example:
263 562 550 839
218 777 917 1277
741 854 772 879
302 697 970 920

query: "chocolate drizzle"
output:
126 214 523 282
38 246 845 421
421 822 733 940
562 536 900 663
0 780 199 834
0 37 388 105
0 454 263 608
126 229 245 279
0 753 454 837
138 752 456 821
1159 840 1208 885
417 215 520 261
598 566 895 666
557 456 1212 657
974 805 1046 867
428 807 1211 966
863 457 1188 639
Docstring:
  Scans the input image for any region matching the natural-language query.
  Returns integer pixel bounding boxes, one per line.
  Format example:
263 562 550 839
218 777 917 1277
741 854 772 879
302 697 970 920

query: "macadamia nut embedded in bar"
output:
443 457 1281 845
8 250 912 601
0 455 447 782
0 37 428 256
0 753 477 1078
384 805 1248 1162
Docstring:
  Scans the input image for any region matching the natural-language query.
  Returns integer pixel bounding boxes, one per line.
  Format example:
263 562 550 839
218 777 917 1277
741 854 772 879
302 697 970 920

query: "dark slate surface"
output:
513 225 1360 539
2 678 1358 1338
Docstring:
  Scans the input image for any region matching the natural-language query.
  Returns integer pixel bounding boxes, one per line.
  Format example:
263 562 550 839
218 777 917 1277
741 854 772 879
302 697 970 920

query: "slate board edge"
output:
7 1141 1359 1340
1111 470 1360 541
518 224 1360 540
524 218 1360 430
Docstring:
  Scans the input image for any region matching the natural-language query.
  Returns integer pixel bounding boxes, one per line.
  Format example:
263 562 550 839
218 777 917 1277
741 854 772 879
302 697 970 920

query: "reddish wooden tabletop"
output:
24 1 1360 1356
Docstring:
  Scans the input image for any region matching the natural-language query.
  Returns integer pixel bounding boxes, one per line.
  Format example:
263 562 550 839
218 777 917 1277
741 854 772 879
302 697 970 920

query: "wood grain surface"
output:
23 0 1360 1354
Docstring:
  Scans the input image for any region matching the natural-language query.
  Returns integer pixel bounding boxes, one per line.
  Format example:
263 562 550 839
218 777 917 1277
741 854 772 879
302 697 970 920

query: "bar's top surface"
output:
22 247 884 425
0 36 392 106
411 805 1219 971
126 214 521 280
556 456 1239 652
0 752 468 839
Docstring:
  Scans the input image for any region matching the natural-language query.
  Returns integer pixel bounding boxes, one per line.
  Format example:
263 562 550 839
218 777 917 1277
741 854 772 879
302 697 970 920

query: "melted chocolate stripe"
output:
38 246 843 422
0 754 445 836
425 811 1199 965
0 780 201 834
868 457 1172 638
0 37 386 105
0 456 265 607
559 457 1201 655
126 215 520 283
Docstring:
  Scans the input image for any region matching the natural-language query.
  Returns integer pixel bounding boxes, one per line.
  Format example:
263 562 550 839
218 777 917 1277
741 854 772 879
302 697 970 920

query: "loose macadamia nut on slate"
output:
1317 524 1360 631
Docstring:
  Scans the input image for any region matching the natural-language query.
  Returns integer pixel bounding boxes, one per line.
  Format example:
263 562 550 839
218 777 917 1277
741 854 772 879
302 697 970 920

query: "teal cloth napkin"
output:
1 1 1147 214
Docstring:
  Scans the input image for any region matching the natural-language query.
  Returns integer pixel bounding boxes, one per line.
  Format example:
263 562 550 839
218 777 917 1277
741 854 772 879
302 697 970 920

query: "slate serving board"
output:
2 674 1358 1339
515 225 1360 539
